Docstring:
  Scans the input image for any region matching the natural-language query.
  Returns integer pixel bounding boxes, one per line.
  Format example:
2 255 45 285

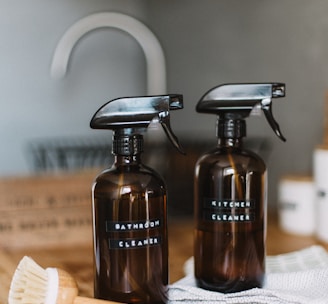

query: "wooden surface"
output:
1 215 328 303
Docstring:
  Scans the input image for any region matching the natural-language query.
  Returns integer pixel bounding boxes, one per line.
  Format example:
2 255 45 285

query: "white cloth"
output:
168 246 328 304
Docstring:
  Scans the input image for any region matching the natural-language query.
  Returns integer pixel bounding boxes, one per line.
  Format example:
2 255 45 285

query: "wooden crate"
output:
0 171 98 249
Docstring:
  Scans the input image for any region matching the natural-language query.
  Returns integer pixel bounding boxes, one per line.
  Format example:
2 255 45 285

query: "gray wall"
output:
2 0 328 208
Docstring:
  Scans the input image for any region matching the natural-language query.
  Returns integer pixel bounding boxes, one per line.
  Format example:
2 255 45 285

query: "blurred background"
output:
1 0 327 214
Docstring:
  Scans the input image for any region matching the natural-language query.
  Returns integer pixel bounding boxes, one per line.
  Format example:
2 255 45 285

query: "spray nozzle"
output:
196 83 286 141
90 94 185 153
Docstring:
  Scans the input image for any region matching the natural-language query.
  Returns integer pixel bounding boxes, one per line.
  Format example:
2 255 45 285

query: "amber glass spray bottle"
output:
90 95 184 303
194 83 286 293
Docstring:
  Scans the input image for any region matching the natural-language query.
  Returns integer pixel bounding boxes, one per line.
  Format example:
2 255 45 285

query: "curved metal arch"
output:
50 12 166 95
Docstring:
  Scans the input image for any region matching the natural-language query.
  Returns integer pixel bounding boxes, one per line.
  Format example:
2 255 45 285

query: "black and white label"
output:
106 218 162 249
106 219 161 232
203 198 255 222
109 236 161 249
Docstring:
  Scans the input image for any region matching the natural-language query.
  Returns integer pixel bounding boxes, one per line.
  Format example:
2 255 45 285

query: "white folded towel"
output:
168 245 328 304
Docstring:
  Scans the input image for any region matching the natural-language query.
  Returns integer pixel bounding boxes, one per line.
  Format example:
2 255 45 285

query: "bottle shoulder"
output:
196 147 266 171
94 164 166 189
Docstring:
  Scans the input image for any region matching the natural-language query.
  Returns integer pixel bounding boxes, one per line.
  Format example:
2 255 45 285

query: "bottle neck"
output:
112 132 143 165
217 137 243 148
112 133 143 155
216 119 246 148
114 154 141 166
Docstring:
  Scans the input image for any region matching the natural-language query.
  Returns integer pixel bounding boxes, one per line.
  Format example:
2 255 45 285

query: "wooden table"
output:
1 215 328 301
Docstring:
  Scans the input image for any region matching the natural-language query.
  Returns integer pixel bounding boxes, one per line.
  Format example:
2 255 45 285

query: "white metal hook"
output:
50 12 166 95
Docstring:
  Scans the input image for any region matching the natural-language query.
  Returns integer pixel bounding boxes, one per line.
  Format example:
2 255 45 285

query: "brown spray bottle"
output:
194 83 286 293
90 95 184 303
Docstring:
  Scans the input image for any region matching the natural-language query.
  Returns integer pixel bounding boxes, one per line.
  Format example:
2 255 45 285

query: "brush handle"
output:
56 269 124 304
74 296 123 304
56 268 124 304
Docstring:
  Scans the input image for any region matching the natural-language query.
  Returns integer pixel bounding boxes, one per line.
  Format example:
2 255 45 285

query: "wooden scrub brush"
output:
8 256 122 304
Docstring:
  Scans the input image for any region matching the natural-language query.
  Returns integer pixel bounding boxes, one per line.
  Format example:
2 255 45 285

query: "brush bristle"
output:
8 256 48 304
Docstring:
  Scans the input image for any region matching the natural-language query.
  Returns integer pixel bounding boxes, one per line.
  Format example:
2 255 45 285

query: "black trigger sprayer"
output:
196 83 286 141
90 94 184 303
194 83 286 293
